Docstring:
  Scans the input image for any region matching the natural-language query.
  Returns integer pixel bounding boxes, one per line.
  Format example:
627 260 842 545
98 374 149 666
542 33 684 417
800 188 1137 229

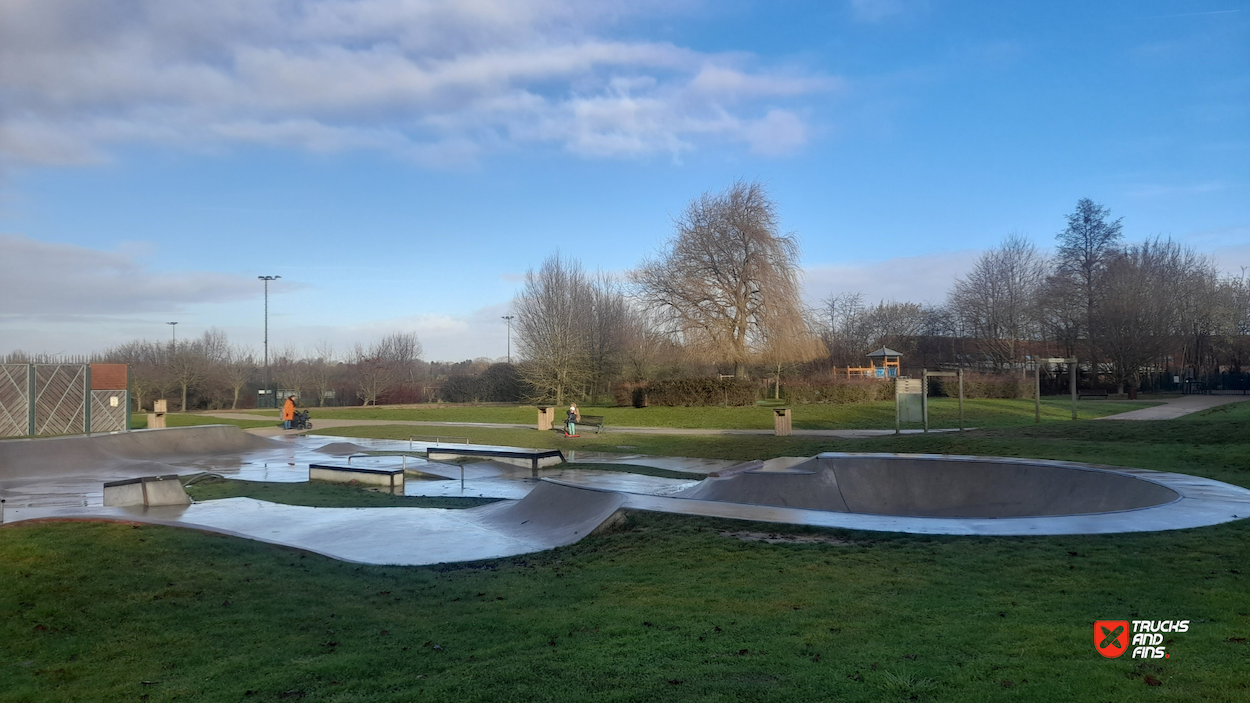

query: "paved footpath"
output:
1096 394 1247 420
201 412 958 439
204 394 1248 439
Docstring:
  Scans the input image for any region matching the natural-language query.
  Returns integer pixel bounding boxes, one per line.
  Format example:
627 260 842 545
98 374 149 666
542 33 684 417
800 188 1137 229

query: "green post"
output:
27 364 36 437
958 368 964 431
922 369 929 433
126 364 133 432
83 365 92 435
894 378 900 435
1035 363 1041 424
1070 361 1077 421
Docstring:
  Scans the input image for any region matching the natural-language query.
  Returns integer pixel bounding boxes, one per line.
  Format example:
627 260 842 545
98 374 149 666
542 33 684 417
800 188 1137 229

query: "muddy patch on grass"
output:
720 531 856 546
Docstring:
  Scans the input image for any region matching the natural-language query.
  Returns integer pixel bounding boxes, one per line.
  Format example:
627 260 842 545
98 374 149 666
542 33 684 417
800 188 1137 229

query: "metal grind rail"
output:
409 435 471 450
348 451 472 489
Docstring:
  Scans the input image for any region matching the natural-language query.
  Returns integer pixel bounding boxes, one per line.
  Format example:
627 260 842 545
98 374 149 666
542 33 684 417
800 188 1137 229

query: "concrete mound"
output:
313 442 371 456
476 480 625 544
678 453 1181 518
0 425 280 480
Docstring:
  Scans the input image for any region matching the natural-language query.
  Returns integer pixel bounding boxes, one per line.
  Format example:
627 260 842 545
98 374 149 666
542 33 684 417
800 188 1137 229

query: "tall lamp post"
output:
166 321 178 352
501 315 515 364
258 275 281 407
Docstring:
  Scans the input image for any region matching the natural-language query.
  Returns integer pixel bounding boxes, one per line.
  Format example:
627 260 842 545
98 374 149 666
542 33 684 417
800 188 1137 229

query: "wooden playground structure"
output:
845 347 902 379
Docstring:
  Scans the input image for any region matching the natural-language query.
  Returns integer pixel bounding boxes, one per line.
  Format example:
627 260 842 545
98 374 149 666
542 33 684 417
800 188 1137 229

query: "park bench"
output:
577 415 605 433
1078 391 1108 399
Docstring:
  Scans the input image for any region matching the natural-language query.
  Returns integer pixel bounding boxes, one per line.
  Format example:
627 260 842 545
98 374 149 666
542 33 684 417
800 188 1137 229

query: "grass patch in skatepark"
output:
182 476 501 509
220 397 1155 430
4 403 1248 701
129 414 277 431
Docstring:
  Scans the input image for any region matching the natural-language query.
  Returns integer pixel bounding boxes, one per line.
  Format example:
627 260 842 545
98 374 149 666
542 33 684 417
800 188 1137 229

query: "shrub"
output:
629 378 757 407
612 381 647 407
780 379 893 404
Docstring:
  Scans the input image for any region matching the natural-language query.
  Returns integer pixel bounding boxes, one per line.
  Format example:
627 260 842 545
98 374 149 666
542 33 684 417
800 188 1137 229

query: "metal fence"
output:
0 364 130 438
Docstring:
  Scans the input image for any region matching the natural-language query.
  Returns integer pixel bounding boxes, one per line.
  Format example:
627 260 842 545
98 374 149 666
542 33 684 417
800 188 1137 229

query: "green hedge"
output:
781 380 894 404
620 378 758 407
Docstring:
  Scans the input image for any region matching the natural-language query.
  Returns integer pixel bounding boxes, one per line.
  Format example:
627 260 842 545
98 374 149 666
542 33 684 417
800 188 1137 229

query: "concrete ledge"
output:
427 447 565 476
103 475 190 507
309 464 405 494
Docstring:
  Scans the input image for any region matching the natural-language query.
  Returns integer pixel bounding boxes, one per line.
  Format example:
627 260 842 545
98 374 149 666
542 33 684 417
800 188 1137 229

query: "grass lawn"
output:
130 413 277 431
220 397 1156 430
4 403 1249 701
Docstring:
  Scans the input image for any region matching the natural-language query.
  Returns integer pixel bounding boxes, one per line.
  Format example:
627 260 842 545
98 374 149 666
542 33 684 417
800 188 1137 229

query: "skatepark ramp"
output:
677 453 1180 518
0 425 279 480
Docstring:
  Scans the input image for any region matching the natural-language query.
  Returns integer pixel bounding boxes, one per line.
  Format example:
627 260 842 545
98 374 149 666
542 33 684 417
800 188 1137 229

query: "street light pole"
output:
501 315 515 364
166 322 178 352
258 275 281 407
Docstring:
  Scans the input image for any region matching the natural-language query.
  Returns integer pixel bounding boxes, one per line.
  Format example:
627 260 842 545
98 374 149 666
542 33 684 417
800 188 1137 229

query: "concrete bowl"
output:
678 453 1181 518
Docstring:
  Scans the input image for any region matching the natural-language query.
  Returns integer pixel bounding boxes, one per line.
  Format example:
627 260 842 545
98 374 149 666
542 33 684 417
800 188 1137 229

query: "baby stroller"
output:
291 410 313 431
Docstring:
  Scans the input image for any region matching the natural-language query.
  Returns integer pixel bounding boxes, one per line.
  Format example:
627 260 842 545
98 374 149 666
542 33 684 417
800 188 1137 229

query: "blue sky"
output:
2 0 1247 360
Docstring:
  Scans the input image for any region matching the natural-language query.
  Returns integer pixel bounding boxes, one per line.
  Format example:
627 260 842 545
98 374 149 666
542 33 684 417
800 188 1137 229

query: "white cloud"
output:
0 0 837 169
0 233 262 318
742 109 809 156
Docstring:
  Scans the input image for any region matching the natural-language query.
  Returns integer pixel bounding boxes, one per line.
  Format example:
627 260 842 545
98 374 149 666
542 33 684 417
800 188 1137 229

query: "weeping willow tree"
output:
632 180 817 378
512 254 632 404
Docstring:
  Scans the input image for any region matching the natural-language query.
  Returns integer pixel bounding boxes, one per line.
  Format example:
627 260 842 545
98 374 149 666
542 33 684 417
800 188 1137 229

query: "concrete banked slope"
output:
677 454 1181 518
0 425 278 481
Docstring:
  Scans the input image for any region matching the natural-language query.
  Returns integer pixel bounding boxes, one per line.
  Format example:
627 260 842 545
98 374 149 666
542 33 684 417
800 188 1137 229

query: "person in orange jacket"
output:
282 395 296 430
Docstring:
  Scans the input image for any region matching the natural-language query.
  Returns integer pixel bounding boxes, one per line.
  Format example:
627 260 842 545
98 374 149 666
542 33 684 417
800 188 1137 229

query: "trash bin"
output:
774 408 792 437
537 406 555 431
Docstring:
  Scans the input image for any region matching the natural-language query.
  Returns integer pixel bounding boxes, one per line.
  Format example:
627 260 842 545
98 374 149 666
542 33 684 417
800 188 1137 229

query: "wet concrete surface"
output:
5 427 1250 565
0 432 704 509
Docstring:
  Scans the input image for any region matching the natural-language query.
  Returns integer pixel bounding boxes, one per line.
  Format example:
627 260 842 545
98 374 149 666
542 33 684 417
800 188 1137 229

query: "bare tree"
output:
1097 238 1211 392
168 331 225 411
1213 272 1250 373
860 300 931 353
103 339 165 411
1037 275 1085 359
632 180 808 377
273 346 311 401
222 345 256 410
309 340 339 406
621 304 683 381
513 253 593 403
820 292 868 366
585 273 631 400
948 233 1045 369
1054 198 1124 372
351 332 422 406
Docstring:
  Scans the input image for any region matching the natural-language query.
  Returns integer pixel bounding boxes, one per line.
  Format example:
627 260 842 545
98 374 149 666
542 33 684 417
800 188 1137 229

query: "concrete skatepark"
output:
2 424 1250 565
